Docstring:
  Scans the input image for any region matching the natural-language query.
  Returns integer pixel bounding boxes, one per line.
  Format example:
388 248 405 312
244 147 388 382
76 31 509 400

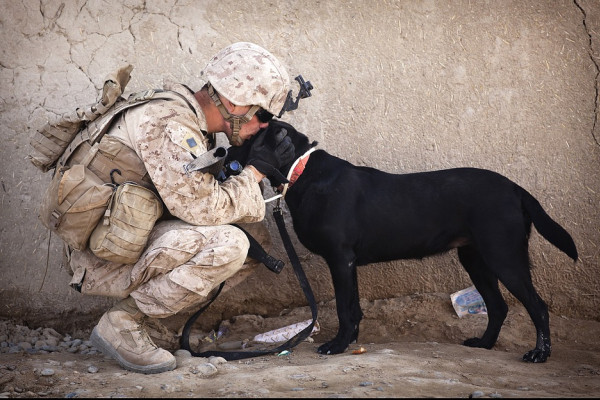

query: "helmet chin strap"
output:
207 83 259 146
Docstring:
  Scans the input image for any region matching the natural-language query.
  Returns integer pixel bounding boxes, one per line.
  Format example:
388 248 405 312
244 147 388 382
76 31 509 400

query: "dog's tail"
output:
521 188 578 261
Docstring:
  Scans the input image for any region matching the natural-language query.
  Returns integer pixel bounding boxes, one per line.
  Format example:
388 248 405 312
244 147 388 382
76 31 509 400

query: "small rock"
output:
208 356 227 366
87 366 98 374
190 363 218 377
43 328 61 339
40 368 55 377
470 391 485 398
174 349 192 358
489 393 502 398
359 381 373 387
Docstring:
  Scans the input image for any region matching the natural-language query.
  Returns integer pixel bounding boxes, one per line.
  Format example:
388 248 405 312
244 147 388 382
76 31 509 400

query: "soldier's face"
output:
236 115 270 142
223 105 270 145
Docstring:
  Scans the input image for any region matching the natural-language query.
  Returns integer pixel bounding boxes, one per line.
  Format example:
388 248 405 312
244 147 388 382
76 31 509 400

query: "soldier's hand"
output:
247 128 295 186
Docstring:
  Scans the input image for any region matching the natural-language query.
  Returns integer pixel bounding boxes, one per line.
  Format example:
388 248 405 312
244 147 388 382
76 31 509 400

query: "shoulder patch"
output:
181 133 203 157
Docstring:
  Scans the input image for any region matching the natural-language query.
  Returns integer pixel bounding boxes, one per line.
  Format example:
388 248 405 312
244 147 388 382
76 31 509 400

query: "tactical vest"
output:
30 65 195 262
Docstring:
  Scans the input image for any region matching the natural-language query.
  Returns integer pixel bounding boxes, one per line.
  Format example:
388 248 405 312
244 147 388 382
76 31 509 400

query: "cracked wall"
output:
575 0 600 147
0 0 599 332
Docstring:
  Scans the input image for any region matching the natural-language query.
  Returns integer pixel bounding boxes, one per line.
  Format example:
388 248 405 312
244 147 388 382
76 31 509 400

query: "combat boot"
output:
90 297 176 374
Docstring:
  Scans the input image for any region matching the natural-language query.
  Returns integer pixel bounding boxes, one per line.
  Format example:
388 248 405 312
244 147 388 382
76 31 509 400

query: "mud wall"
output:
0 0 598 332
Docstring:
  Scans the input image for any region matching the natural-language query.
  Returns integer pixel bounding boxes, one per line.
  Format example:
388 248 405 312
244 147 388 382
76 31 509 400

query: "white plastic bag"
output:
450 286 487 318
253 319 320 343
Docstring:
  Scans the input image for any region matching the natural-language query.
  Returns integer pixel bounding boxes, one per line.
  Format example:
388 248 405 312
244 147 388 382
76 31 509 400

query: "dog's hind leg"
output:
317 253 362 355
457 245 508 349
474 233 551 363
494 258 551 363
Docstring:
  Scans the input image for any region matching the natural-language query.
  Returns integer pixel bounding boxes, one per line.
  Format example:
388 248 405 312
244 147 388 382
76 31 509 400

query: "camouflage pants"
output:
68 220 270 318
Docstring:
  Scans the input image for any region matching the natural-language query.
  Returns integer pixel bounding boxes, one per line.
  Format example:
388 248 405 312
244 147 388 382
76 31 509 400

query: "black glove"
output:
247 128 295 187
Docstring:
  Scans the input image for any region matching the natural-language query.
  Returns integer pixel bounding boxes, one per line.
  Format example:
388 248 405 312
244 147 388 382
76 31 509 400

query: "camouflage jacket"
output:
108 82 265 225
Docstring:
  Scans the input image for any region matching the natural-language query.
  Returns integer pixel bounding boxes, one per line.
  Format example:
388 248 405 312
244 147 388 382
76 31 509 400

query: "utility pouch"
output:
89 181 163 264
39 164 115 250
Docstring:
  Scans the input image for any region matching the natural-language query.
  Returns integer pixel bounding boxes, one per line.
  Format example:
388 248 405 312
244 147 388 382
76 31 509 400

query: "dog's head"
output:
226 120 317 178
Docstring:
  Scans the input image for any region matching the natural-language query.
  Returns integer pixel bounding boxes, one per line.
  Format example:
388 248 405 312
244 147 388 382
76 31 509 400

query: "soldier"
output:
68 42 297 374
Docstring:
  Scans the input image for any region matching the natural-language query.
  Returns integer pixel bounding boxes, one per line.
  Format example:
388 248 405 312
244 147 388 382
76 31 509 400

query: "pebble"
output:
208 356 227 366
359 381 373 387
40 368 55 376
470 391 485 398
87 366 98 374
174 349 192 358
190 363 218 377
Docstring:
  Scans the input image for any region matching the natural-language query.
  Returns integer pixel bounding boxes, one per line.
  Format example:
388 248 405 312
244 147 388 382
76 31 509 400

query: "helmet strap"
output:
207 83 260 146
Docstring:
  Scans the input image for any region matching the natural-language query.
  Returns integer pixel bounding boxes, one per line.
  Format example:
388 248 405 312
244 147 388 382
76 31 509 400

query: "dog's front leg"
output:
318 255 362 355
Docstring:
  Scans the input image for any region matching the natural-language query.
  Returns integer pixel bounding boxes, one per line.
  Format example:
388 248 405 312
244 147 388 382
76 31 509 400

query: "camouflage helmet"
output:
202 42 291 116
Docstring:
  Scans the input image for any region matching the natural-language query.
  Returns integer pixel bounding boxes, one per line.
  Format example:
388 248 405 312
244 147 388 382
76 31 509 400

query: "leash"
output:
180 202 318 360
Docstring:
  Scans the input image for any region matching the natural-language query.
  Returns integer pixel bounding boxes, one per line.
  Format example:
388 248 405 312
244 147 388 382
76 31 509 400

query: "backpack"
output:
30 65 174 256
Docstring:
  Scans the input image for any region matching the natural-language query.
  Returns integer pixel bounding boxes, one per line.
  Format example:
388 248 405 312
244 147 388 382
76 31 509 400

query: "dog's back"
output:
287 153 575 265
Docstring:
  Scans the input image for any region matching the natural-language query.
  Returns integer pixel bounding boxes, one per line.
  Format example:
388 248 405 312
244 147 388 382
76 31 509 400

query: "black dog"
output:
228 121 578 363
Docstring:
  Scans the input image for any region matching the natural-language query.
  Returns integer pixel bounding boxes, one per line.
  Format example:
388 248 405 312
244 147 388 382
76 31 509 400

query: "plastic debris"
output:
450 285 488 318
277 350 291 356
253 319 320 343
352 346 367 354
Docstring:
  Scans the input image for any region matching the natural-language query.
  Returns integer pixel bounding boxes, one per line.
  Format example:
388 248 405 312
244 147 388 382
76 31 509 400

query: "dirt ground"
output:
1 294 599 398
1 0 599 398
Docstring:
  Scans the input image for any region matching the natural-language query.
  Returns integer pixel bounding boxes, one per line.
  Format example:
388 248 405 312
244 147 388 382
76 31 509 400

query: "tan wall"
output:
1 0 598 332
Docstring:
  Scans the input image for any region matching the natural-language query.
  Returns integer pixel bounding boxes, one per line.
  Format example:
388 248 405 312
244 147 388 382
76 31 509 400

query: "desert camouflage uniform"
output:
69 82 268 318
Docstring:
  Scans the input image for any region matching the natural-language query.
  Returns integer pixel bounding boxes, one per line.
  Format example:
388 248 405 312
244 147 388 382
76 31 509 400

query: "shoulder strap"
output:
58 89 193 167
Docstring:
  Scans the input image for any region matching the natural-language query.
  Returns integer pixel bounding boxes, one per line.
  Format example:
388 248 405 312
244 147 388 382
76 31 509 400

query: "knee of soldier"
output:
227 225 250 264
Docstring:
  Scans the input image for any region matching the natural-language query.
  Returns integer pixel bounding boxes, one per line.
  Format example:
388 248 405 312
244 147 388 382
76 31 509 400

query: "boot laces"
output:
124 319 158 350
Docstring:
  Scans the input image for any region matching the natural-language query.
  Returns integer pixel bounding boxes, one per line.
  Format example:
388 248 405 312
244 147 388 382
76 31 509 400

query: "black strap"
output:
179 205 318 360
234 224 284 274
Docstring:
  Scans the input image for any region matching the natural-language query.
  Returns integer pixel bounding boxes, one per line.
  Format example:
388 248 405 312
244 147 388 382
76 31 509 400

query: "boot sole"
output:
90 327 176 374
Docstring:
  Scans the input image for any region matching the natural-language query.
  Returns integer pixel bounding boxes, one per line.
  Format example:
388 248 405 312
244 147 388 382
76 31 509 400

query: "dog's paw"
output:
317 340 348 355
462 337 494 349
522 348 550 363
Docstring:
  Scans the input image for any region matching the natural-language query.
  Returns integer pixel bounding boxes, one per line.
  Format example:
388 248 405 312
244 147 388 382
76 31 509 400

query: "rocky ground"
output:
1 294 599 398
